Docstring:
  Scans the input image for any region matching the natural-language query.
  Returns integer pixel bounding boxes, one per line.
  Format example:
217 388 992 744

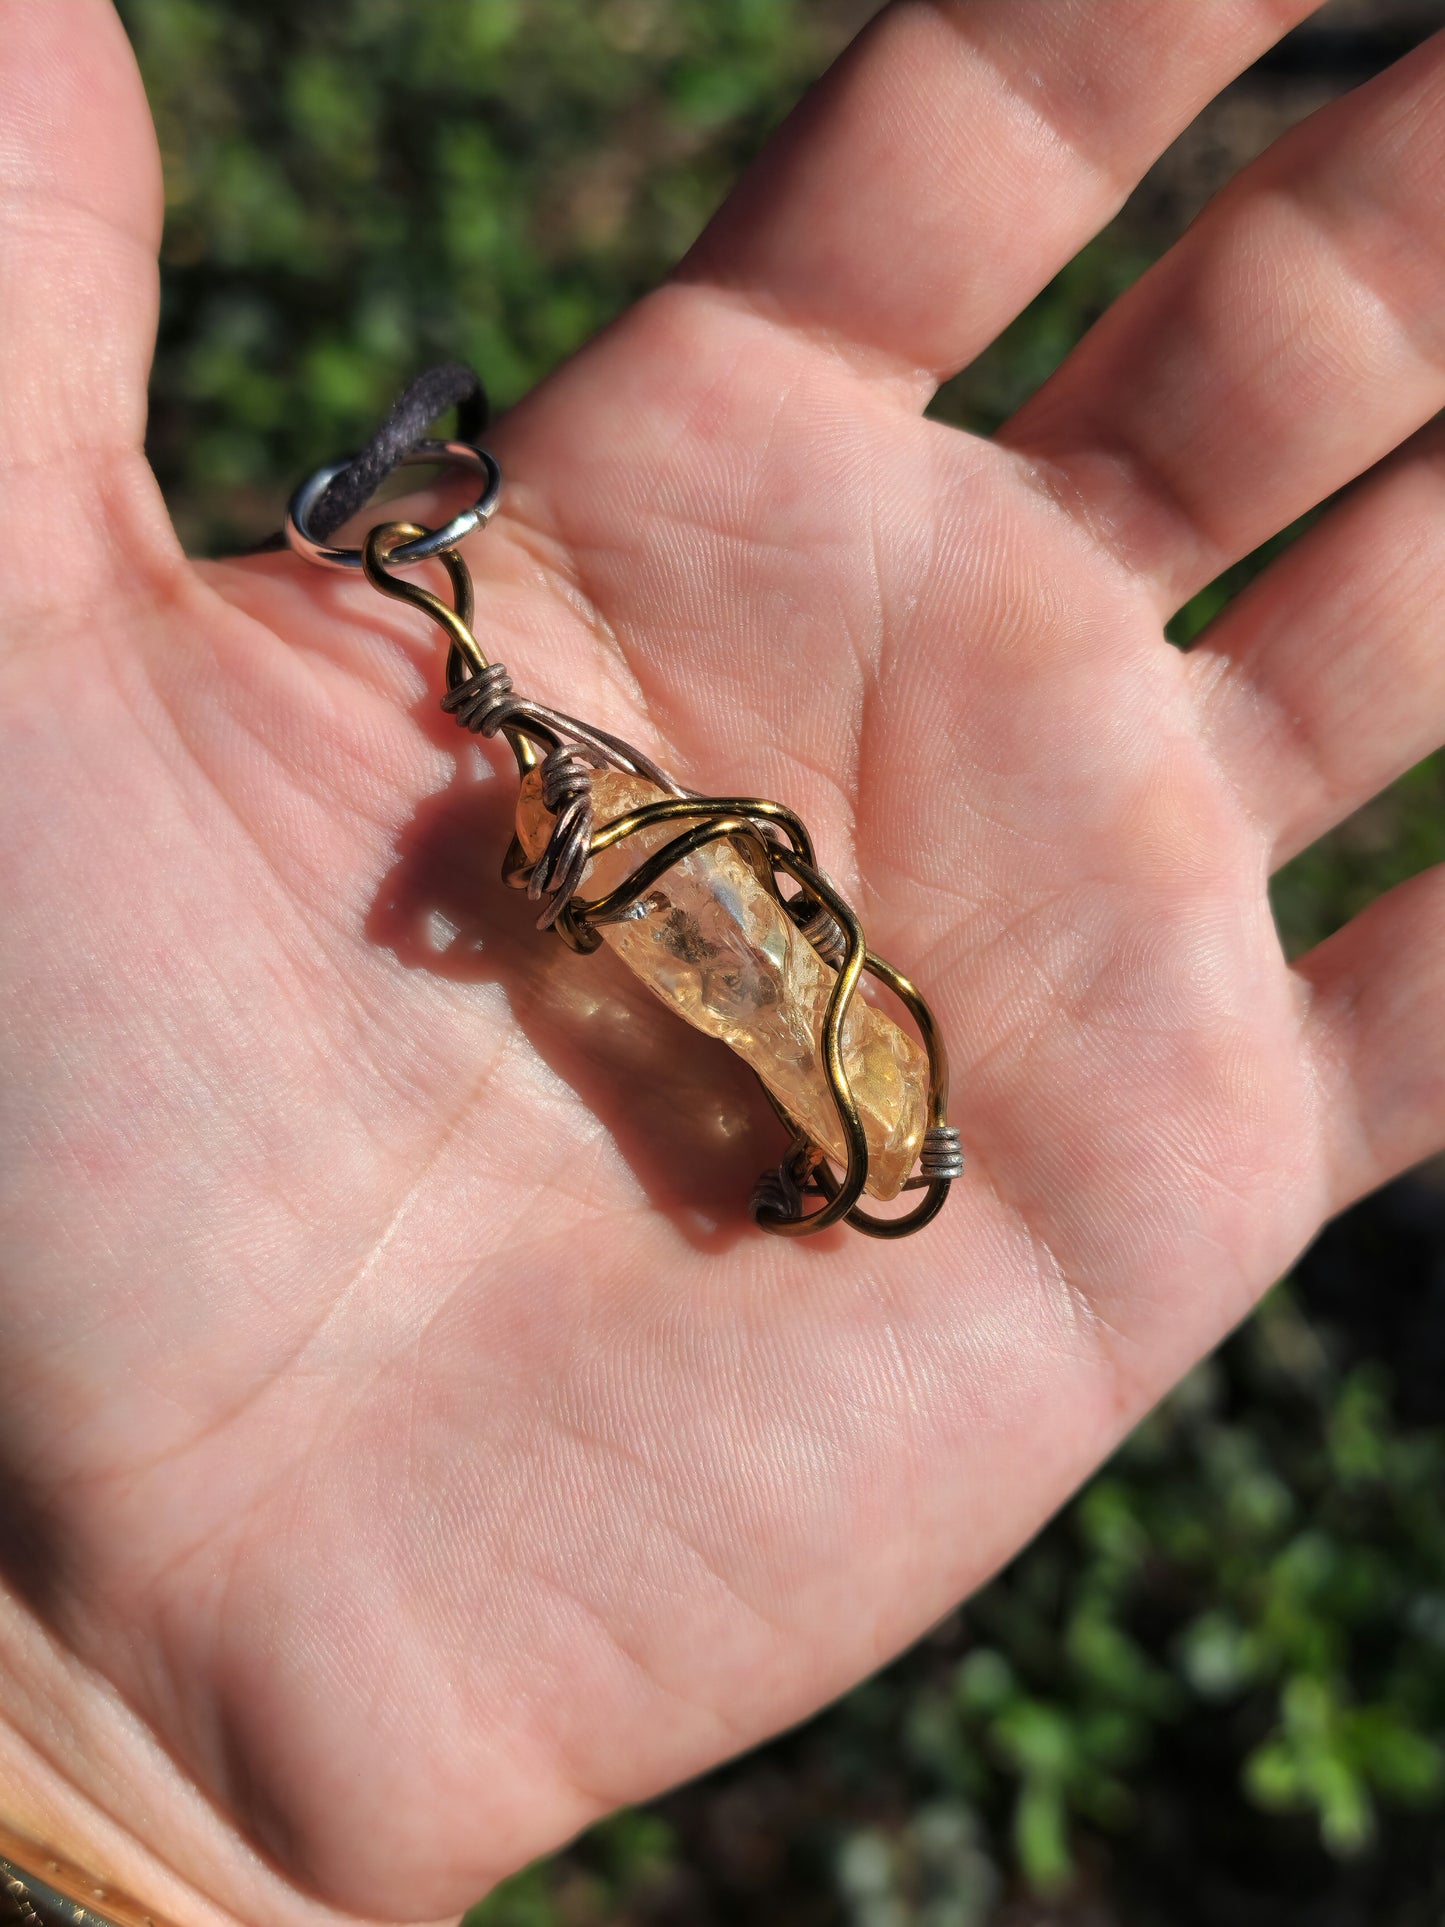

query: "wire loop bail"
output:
285 439 502 571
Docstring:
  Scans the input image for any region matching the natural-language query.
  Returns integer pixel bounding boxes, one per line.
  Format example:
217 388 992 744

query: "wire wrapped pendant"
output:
286 433 962 1238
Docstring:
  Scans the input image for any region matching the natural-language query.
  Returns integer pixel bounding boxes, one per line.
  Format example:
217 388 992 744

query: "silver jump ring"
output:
284 438 503 571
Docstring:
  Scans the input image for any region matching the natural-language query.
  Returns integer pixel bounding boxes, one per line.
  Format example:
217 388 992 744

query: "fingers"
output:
678 0 1321 395
1002 30 1445 610
0 1 169 598
1299 863 1445 1212
1185 419 1445 866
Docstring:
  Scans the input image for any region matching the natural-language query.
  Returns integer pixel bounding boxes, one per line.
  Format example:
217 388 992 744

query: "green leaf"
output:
1015 1778 1072 1897
1244 1739 1304 1812
994 1701 1078 1780
1348 1711 1445 1802
1178 1612 1257 1700
1309 1753 1375 1857
954 1648 1015 1716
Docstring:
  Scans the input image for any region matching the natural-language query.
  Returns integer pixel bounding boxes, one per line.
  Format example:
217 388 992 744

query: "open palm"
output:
4 4 1445 1923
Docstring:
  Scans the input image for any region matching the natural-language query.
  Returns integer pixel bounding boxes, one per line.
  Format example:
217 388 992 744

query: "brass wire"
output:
753 845 872 1233
362 522 480 667
585 794 817 873
362 522 538 777
797 952 954 1238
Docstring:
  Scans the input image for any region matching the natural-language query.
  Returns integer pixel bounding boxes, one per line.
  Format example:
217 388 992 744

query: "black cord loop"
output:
308 362 488 542
237 361 488 555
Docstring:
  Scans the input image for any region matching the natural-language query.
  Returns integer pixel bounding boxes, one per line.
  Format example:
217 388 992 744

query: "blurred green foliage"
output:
122 0 857 549
117 2 1445 1920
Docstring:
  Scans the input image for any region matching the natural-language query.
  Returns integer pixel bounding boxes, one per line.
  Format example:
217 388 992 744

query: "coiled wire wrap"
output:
438 659 522 736
440 656 689 934
749 1154 806 1228
919 1124 965 1181
529 744 599 925
788 899 849 971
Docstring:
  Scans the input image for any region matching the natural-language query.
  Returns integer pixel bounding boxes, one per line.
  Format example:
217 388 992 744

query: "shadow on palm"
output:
364 734 787 1252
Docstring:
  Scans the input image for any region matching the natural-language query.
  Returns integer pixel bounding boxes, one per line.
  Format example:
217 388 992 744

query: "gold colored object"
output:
356 518 963 1237
0 1820 175 1927
516 767 929 1198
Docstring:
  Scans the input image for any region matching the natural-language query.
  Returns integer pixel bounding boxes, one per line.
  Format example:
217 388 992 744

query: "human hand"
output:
4 2 1445 1921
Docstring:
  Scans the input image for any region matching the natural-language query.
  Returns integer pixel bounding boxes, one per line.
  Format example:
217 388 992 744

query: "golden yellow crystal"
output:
516 767 928 1200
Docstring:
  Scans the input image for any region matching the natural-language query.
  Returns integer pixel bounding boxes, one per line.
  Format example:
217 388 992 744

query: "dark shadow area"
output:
362 734 809 1256
1258 11 1442 80
1293 1163 1445 1426
0 1412 68 1622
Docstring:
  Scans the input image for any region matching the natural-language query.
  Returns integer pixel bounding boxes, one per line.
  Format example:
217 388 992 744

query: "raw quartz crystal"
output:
515 766 928 1200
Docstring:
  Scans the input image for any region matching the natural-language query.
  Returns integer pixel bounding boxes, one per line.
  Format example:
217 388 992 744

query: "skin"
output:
2 0 1445 1921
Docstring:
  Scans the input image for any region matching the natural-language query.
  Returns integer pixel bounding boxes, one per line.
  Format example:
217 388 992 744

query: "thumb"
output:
0 0 174 604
